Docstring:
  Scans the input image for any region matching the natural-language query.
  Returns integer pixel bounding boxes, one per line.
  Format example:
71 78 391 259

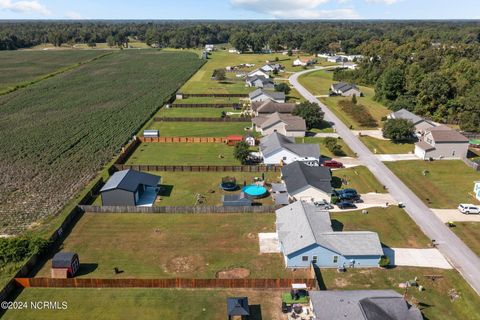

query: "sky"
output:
0 0 479 20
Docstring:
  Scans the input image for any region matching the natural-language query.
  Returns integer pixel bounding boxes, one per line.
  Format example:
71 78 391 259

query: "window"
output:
312 256 318 263
283 156 287 160
333 256 338 263
302 256 309 262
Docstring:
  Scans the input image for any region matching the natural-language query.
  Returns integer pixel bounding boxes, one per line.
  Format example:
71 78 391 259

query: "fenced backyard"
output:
153 117 250 122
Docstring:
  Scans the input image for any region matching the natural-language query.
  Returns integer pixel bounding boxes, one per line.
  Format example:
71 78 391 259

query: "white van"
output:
458 204 480 214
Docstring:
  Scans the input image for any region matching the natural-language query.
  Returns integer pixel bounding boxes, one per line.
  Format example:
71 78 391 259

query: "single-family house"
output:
229 48 241 54
259 132 320 165
387 108 435 134
414 125 469 160
251 100 297 116
342 62 358 70
247 68 270 79
276 201 384 268
281 161 332 202
205 44 214 52
248 89 285 103
327 56 344 63
100 169 160 206
293 58 314 67
245 75 274 89
260 63 283 73
331 82 362 97
309 290 423 320
252 112 306 137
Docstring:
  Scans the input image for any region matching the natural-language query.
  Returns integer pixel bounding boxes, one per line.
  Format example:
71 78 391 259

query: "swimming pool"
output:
242 185 268 198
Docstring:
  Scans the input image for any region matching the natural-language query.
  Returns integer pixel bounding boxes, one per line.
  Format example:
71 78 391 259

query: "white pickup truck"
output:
458 204 480 214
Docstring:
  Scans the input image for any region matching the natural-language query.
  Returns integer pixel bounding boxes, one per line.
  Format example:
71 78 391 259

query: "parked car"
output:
339 188 357 195
458 204 480 214
337 201 357 209
314 200 334 210
322 160 344 168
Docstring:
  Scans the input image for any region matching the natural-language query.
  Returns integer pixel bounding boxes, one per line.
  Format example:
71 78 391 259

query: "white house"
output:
260 63 282 73
293 58 313 67
327 56 343 63
247 68 269 79
342 62 358 70
259 132 320 165
414 125 469 160
228 48 240 54
205 44 214 52
331 82 362 97
245 75 274 89
252 112 306 137
248 89 285 103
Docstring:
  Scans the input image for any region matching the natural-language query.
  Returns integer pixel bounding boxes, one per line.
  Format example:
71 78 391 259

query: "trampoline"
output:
242 185 268 198
220 176 238 191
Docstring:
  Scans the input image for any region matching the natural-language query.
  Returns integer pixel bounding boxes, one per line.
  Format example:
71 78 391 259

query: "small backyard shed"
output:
227 297 250 320
222 193 252 207
51 252 80 278
227 135 244 146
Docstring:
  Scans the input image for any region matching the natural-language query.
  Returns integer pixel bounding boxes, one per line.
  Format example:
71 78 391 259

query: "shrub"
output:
0 236 50 268
338 100 378 128
233 141 250 165
331 196 339 204
382 119 415 141
274 82 291 94
292 101 325 130
379 255 390 268
323 137 344 156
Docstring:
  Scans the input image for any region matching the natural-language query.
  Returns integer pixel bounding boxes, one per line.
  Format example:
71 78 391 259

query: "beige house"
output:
414 125 469 159
252 112 306 137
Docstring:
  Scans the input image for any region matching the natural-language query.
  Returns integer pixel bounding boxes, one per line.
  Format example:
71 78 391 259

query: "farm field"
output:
319 267 480 320
332 166 386 194
295 136 356 158
385 160 480 208
451 222 480 257
360 136 415 154
0 50 108 93
0 50 204 234
148 121 251 137
2 288 284 320
35 213 310 279
331 207 430 248
126 143 239 166
157 107 242 118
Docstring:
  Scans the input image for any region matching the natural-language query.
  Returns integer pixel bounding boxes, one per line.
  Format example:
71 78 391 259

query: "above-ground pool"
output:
242 185 268 198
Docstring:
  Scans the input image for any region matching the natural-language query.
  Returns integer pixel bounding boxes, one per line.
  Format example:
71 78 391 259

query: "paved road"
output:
290 68 480 295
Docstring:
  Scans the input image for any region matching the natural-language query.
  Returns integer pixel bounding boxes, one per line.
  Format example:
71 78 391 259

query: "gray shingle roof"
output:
281 161 332 195
100 169 160 192
309 290 423 320
390 109 424 125
428 125 469 143
251 100 297 114
253 112 306 132
52 252 77 268
248 89 285 101
260 132 319 159
246 75 273 86
332 82 360 93
227 297 250 316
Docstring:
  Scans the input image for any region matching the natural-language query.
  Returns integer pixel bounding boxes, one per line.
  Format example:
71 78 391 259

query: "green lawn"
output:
151 171 278 206
332 166 386 194
360 136 415 154
173 96 241 104
35 213 310 279
297 69 335 96
331 207 430 248
319 267 480 320
148 121 250 137
295 136 356 158
157 107 243 118
385 160 480 208
2 288 283 320
126 143 239 166
451 222 480 257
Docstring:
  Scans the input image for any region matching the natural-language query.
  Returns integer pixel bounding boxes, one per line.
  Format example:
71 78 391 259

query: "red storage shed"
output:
51 252 80 278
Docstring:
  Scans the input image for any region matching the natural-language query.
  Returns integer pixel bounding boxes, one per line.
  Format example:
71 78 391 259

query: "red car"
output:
322 160 344 168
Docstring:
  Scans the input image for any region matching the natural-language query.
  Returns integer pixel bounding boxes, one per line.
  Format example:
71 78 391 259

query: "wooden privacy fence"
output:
114 164 282 172
154 117 251 122
172 103 241 108
139 136 227 143
17 278 316 289
462 157 480 171
79 205 279 214
179 93 248 98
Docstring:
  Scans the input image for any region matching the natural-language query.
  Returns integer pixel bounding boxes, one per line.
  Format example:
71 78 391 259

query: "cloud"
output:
231 0 360 19
65 11 84 19
0 0 51 15
365 0 400 4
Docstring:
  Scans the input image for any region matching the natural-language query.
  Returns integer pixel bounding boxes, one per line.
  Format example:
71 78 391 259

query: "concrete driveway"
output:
376 154 419 161
331 157 363 168
330 193 397 212
313 133 340 138
431 209 480 223
352 129 388 140
383 248 452 269
259 233 280 253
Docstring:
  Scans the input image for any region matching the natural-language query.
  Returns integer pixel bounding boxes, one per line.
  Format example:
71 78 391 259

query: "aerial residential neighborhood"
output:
1 4 480 320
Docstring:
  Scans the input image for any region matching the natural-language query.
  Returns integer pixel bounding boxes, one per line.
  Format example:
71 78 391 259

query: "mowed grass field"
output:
126 143 239 166
360 136 415 154
295 136 356 158
297 69 335 96
2 288 285 320
35 213 310 279
331 207 430 248
148 121 250 137
0 50 203 234
332 166 386 194
157 107 241 118
0 50 107 93
385 160 480 208
451 222 480 257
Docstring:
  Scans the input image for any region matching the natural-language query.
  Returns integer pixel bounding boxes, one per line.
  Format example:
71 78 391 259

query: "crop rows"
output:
0 50 203 233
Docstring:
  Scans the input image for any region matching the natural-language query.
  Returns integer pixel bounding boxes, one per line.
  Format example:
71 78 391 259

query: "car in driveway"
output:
322 160 344 168
458 204 480 214
337 201 357 209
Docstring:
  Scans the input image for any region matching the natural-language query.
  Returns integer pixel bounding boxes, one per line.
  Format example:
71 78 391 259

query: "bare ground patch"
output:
216 268 250 279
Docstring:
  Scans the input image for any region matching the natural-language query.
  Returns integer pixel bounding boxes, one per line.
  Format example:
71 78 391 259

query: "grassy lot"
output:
157 107 243 118
360 136 415 154
331 207 430 248
180 51 331 94
295 137 356 158
148 121 250 137
297 69 335 96
385 160 480 208
451 222 480 257
173 96 241 104
126 143 239 166
319 267 480 320
0 50 106 93
332 166 386 194
35 213 309 279
2 288 284 320
151 171 279 206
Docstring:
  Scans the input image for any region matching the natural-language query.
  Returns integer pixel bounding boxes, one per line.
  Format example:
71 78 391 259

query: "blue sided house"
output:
276 201 383 268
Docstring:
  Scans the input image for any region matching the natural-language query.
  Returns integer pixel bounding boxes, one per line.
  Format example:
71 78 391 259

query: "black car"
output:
337 201 357 209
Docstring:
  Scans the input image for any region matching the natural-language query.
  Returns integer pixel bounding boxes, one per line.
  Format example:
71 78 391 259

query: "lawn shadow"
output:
331 219 344 232
311 264 327 290
249 305 263 320
467 149 480 158
75 263 99 277
218 81 234 85
381 245 397 269
158 184 174 197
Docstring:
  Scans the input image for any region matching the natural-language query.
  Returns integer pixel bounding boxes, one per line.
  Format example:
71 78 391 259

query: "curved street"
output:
290 68 480 295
